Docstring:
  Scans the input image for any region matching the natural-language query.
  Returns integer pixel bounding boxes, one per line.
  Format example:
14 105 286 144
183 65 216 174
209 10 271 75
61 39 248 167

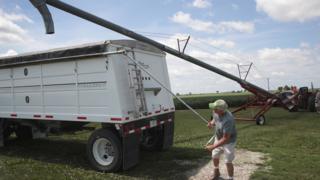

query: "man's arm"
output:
205 133 231 151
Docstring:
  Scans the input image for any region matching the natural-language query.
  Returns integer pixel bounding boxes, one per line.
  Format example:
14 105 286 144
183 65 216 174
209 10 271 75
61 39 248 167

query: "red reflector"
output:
10 113 17 117
77 116 87 120
111 117 122 121
45 115 53 118
125 117 129 120
33 115 41 118
155 110 161 114
135 128 142 134
164 109 169 112
148 112 152 115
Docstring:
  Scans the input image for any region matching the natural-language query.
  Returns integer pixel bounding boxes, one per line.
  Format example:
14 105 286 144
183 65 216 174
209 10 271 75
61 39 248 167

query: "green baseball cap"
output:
209 99 228 111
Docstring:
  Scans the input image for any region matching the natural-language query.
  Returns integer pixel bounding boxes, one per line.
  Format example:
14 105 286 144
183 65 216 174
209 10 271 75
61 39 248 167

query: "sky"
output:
0 0 319 94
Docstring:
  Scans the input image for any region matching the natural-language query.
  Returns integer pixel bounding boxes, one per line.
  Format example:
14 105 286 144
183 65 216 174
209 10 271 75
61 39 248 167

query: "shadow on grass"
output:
0 137 210 179
1 138 91 170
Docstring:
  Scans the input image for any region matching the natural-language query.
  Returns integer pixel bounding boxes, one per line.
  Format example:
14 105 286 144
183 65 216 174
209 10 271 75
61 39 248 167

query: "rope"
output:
123 53 209 125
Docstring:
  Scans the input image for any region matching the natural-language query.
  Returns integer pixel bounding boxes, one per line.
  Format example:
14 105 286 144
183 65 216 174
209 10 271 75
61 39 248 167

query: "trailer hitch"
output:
30 0 55 34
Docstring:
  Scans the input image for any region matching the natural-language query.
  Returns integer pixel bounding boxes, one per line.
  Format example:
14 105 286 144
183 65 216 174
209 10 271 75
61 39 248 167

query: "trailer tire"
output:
140 126 163 151
15 125 33 140
87 128 122 172
256 115 266 125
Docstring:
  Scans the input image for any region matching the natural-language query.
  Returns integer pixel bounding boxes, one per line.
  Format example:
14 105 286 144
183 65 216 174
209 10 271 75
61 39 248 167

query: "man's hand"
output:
205 144 215 152
207 120 215 129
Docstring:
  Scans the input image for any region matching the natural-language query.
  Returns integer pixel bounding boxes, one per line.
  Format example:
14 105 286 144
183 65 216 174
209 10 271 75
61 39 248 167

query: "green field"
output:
0 108 319 179
175 92 253 110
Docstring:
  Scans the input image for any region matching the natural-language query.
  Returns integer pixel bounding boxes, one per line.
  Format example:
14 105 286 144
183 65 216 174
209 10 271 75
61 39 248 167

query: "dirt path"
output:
186 149 268 180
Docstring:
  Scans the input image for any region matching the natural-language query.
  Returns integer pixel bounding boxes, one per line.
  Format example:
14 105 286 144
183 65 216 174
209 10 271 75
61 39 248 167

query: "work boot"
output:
211 168 220 180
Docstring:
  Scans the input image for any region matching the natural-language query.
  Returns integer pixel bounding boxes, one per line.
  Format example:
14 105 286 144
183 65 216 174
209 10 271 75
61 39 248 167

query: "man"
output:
206 99 237 180
316 90 320 113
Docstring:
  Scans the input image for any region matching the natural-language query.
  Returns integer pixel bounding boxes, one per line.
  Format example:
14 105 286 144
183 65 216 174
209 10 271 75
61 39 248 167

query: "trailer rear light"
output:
10 113 17 117
111 117 122 121
45 115 54 118
33 114 41 118
164 108 169 112
148 112 152 115
155 110 161 114
125 117 129 120
170 108 175 110
77 116 87 120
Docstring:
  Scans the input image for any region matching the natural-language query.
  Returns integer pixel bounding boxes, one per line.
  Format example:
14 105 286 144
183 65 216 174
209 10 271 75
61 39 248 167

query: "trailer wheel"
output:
256 115 266 125
140 126 163 151
15 125 33 140
87 128 122 172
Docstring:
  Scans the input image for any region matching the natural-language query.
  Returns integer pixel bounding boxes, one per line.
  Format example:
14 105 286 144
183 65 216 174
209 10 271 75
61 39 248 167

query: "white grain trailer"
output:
0 40 175 172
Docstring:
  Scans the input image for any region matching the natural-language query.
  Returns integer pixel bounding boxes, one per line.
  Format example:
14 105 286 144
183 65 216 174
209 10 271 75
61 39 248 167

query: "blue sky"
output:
0 0 319 93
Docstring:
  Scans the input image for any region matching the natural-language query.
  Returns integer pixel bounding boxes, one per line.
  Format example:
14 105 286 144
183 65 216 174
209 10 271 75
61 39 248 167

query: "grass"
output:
0 108 319 179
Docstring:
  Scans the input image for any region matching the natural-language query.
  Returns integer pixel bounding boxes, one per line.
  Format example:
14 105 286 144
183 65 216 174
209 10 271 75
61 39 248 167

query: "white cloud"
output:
0 49 18 57
0 9 32 44
253 47 319 82
257 48 313 64
171 11 254 33
271 71 285 76
256 0 320 22
207 39 235 49
192 0 211 8
231 3 239 10
218 21 254 33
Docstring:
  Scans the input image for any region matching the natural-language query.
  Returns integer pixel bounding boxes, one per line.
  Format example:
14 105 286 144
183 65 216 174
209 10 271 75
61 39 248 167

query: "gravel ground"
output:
186 149 267 180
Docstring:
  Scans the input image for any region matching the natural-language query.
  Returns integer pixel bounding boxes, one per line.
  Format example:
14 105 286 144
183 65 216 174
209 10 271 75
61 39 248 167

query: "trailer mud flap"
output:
162 120 174 150
0 119 4 147
122 133 140 170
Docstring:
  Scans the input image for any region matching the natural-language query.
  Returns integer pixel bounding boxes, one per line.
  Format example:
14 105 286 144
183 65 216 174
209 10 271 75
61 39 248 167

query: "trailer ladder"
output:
124 53 208 125
128 53 148 117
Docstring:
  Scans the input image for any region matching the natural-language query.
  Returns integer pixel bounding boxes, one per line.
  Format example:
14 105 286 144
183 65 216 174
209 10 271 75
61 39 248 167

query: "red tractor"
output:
278 87 316 112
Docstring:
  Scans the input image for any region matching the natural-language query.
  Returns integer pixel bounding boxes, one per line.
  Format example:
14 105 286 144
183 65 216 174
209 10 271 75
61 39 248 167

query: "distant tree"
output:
278 86 283 92
176 93 180 96
189 92 192 95
284 85 290 91
216 91 219 93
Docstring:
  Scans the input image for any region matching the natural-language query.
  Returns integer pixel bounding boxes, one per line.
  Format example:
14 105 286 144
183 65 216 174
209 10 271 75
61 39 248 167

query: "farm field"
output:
0 108 319 179
174 92 254 110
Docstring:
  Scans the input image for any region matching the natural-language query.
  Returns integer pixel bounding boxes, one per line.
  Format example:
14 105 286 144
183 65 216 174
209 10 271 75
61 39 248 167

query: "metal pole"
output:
244 62 253 81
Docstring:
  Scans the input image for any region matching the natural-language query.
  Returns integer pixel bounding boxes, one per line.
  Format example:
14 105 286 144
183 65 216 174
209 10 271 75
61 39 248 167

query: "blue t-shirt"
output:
213 110 237 144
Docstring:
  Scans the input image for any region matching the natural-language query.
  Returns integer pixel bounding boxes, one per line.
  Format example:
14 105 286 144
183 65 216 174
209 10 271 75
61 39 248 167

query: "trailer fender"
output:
122 131 141 170
162 116 174 150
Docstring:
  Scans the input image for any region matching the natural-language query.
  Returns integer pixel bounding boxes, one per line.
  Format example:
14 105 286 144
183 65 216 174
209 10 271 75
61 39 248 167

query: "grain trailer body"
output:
0 40 175 171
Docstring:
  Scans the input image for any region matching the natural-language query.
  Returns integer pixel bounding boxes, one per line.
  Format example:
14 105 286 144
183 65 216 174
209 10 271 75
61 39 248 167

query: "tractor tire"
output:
256 115 266 125
87 128 122 172
307 95 316 112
